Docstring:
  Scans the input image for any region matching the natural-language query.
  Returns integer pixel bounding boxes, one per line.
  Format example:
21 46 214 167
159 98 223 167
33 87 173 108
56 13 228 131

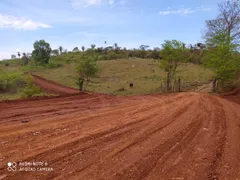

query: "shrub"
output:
0 71 25 93
21 85 42 98
20 77 42 98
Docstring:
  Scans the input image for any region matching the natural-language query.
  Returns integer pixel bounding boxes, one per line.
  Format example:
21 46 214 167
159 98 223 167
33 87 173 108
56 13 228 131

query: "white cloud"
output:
0 14 51 30
71 0 116 8
159 7 211 16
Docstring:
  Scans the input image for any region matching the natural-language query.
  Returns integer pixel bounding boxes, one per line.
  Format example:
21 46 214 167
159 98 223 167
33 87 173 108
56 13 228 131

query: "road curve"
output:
0 92 239 180
31 74 79 95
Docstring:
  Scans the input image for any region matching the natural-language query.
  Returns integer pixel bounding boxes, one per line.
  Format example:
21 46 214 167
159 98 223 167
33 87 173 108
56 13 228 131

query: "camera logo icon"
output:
7 162 17 171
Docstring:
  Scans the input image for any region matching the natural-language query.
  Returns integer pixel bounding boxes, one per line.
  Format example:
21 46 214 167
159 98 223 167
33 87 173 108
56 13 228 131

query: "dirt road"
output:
0 90 240 180
31 74 79 95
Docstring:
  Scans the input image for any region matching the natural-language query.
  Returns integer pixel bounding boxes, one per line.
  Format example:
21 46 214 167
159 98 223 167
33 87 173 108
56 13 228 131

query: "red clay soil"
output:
0 91 240 180
31 74 79 95
222 88 240 96
220 88 240 105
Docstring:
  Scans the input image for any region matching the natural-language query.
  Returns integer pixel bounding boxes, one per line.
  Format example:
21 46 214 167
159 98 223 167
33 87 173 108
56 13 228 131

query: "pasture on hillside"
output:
0 58 213 98
34 58 213 95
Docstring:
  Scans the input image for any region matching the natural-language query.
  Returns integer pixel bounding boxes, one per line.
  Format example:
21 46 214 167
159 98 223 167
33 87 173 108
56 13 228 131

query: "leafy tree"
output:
76 58 99 91
32 40 52 65
160 40 187 91
73 47 79 52
59 46 63 55
204 0 240 91
204 32 240 91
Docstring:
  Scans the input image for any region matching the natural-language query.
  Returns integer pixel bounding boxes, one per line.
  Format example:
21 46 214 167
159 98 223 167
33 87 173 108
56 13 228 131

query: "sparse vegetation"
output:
76 58 99 91
1 0 239 99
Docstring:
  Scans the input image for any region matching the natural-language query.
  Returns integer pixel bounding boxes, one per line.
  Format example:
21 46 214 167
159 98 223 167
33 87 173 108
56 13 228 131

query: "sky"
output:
0 0 223 59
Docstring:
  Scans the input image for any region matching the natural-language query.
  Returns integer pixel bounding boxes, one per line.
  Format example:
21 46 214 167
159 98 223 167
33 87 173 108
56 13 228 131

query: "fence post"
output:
178 78 181 92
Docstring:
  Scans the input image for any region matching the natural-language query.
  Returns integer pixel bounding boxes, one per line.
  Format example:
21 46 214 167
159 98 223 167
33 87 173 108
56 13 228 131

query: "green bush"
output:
0 71 25 93
20 82 42 98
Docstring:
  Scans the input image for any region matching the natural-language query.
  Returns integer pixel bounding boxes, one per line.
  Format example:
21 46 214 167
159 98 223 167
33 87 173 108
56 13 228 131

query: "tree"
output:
73 47 79 52
59 46 63 55
76 58 99 91
204 32 240 92
151 48 161 60
91 44 96 50
81 46 85 52
139 45 150 51
205 0 240 44
17 52 21 59
204 0 240 91
11 55 16 59
32 40 51 65
160 40 187 91
114 43 118 49
189 43 206 64
21 52 29 65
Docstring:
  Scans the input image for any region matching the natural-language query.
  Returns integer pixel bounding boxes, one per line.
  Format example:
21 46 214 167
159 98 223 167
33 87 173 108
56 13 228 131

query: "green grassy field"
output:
0 58 214 98
33 58 213 95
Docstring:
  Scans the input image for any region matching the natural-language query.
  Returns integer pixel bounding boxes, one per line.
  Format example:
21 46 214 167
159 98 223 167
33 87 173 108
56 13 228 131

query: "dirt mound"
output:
219 88 240 104
222 88 240 96
31 74 79 95
0 92 240 180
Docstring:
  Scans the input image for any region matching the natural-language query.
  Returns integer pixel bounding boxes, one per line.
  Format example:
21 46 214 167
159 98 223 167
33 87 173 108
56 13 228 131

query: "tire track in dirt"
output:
0 92 240 180
0 94 188 176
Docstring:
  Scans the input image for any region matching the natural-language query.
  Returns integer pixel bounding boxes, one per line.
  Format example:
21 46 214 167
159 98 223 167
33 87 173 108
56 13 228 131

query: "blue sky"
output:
0 0 223 59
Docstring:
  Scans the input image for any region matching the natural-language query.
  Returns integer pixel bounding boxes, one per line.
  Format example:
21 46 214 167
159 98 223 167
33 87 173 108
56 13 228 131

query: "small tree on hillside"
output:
32 40 51 65
76 58 99 91
161 40 187 91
